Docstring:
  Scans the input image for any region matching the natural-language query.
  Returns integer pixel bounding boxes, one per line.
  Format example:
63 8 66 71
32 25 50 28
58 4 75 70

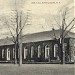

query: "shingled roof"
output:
0 29 75 46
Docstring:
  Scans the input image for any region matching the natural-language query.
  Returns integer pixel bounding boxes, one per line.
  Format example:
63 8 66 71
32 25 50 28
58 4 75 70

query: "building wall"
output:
22 39 62 63
0 38 74 64
0 45 15 63
69 38 75 62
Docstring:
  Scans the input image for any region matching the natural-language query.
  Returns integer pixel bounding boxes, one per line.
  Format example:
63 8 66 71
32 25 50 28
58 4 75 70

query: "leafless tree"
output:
3 10 28 66
52 7 75 64
1 0 30 66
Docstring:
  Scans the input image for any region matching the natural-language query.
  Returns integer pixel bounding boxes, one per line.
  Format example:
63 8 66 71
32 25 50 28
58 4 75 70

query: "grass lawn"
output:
0 64 74 75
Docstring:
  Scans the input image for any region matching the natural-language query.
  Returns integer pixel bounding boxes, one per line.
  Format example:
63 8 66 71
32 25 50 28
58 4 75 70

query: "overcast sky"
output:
0 0 74 39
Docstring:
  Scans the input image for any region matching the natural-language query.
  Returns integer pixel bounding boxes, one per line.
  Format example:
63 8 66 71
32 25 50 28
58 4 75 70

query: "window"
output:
54 44 58 57
64 43 67 53
18 49 19 58
31 46 34 58
74 43 75 46
24 48 28 59
7 48 10 60
45 45 50 59
38 45 41 58
13 48 15 58
2 49 4 59
60 38 61 44
64 43 67 49
74 51 75 56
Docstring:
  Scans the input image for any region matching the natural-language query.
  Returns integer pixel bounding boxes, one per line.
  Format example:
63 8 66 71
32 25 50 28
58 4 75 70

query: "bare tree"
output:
3 9 29 66
52 7 75 64
0 0 31 66
3 0 30 66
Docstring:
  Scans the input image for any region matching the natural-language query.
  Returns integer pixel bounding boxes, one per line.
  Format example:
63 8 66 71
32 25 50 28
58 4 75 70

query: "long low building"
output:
0 29 75 64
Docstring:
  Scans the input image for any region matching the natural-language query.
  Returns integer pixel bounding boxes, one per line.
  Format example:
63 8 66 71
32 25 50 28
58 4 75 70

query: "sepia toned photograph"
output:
0 0 75 75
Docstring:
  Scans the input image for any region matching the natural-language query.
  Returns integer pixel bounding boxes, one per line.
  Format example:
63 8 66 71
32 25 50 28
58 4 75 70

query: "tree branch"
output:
5 21 15 43
63 24 74 38
53 16 61 29
18 15 28 36
64 18 75 31
8 24 15 31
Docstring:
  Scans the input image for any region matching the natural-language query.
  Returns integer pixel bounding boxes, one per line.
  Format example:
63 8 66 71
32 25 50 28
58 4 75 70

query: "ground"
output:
0 64 74 75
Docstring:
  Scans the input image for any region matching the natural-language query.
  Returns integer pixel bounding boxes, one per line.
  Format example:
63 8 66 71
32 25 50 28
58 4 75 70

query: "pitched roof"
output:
22 29 75 43
0 29 75 46
0 37 14 46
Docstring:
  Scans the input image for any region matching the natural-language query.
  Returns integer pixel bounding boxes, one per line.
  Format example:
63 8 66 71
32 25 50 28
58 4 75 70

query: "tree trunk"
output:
14 43 17 64
62 39 65 64
61 36 65 64
19 39 22 66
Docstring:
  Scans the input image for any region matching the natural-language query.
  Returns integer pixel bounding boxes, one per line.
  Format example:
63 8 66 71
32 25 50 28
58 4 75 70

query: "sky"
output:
0 0 74 39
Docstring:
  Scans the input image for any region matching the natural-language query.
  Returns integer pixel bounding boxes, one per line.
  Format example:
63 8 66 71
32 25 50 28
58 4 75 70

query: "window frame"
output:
31 46 34 58
45 45 50 59
54 44 58 58
38 45 41 58
2 49 5 59
24 47 28 59
7 48 10 60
